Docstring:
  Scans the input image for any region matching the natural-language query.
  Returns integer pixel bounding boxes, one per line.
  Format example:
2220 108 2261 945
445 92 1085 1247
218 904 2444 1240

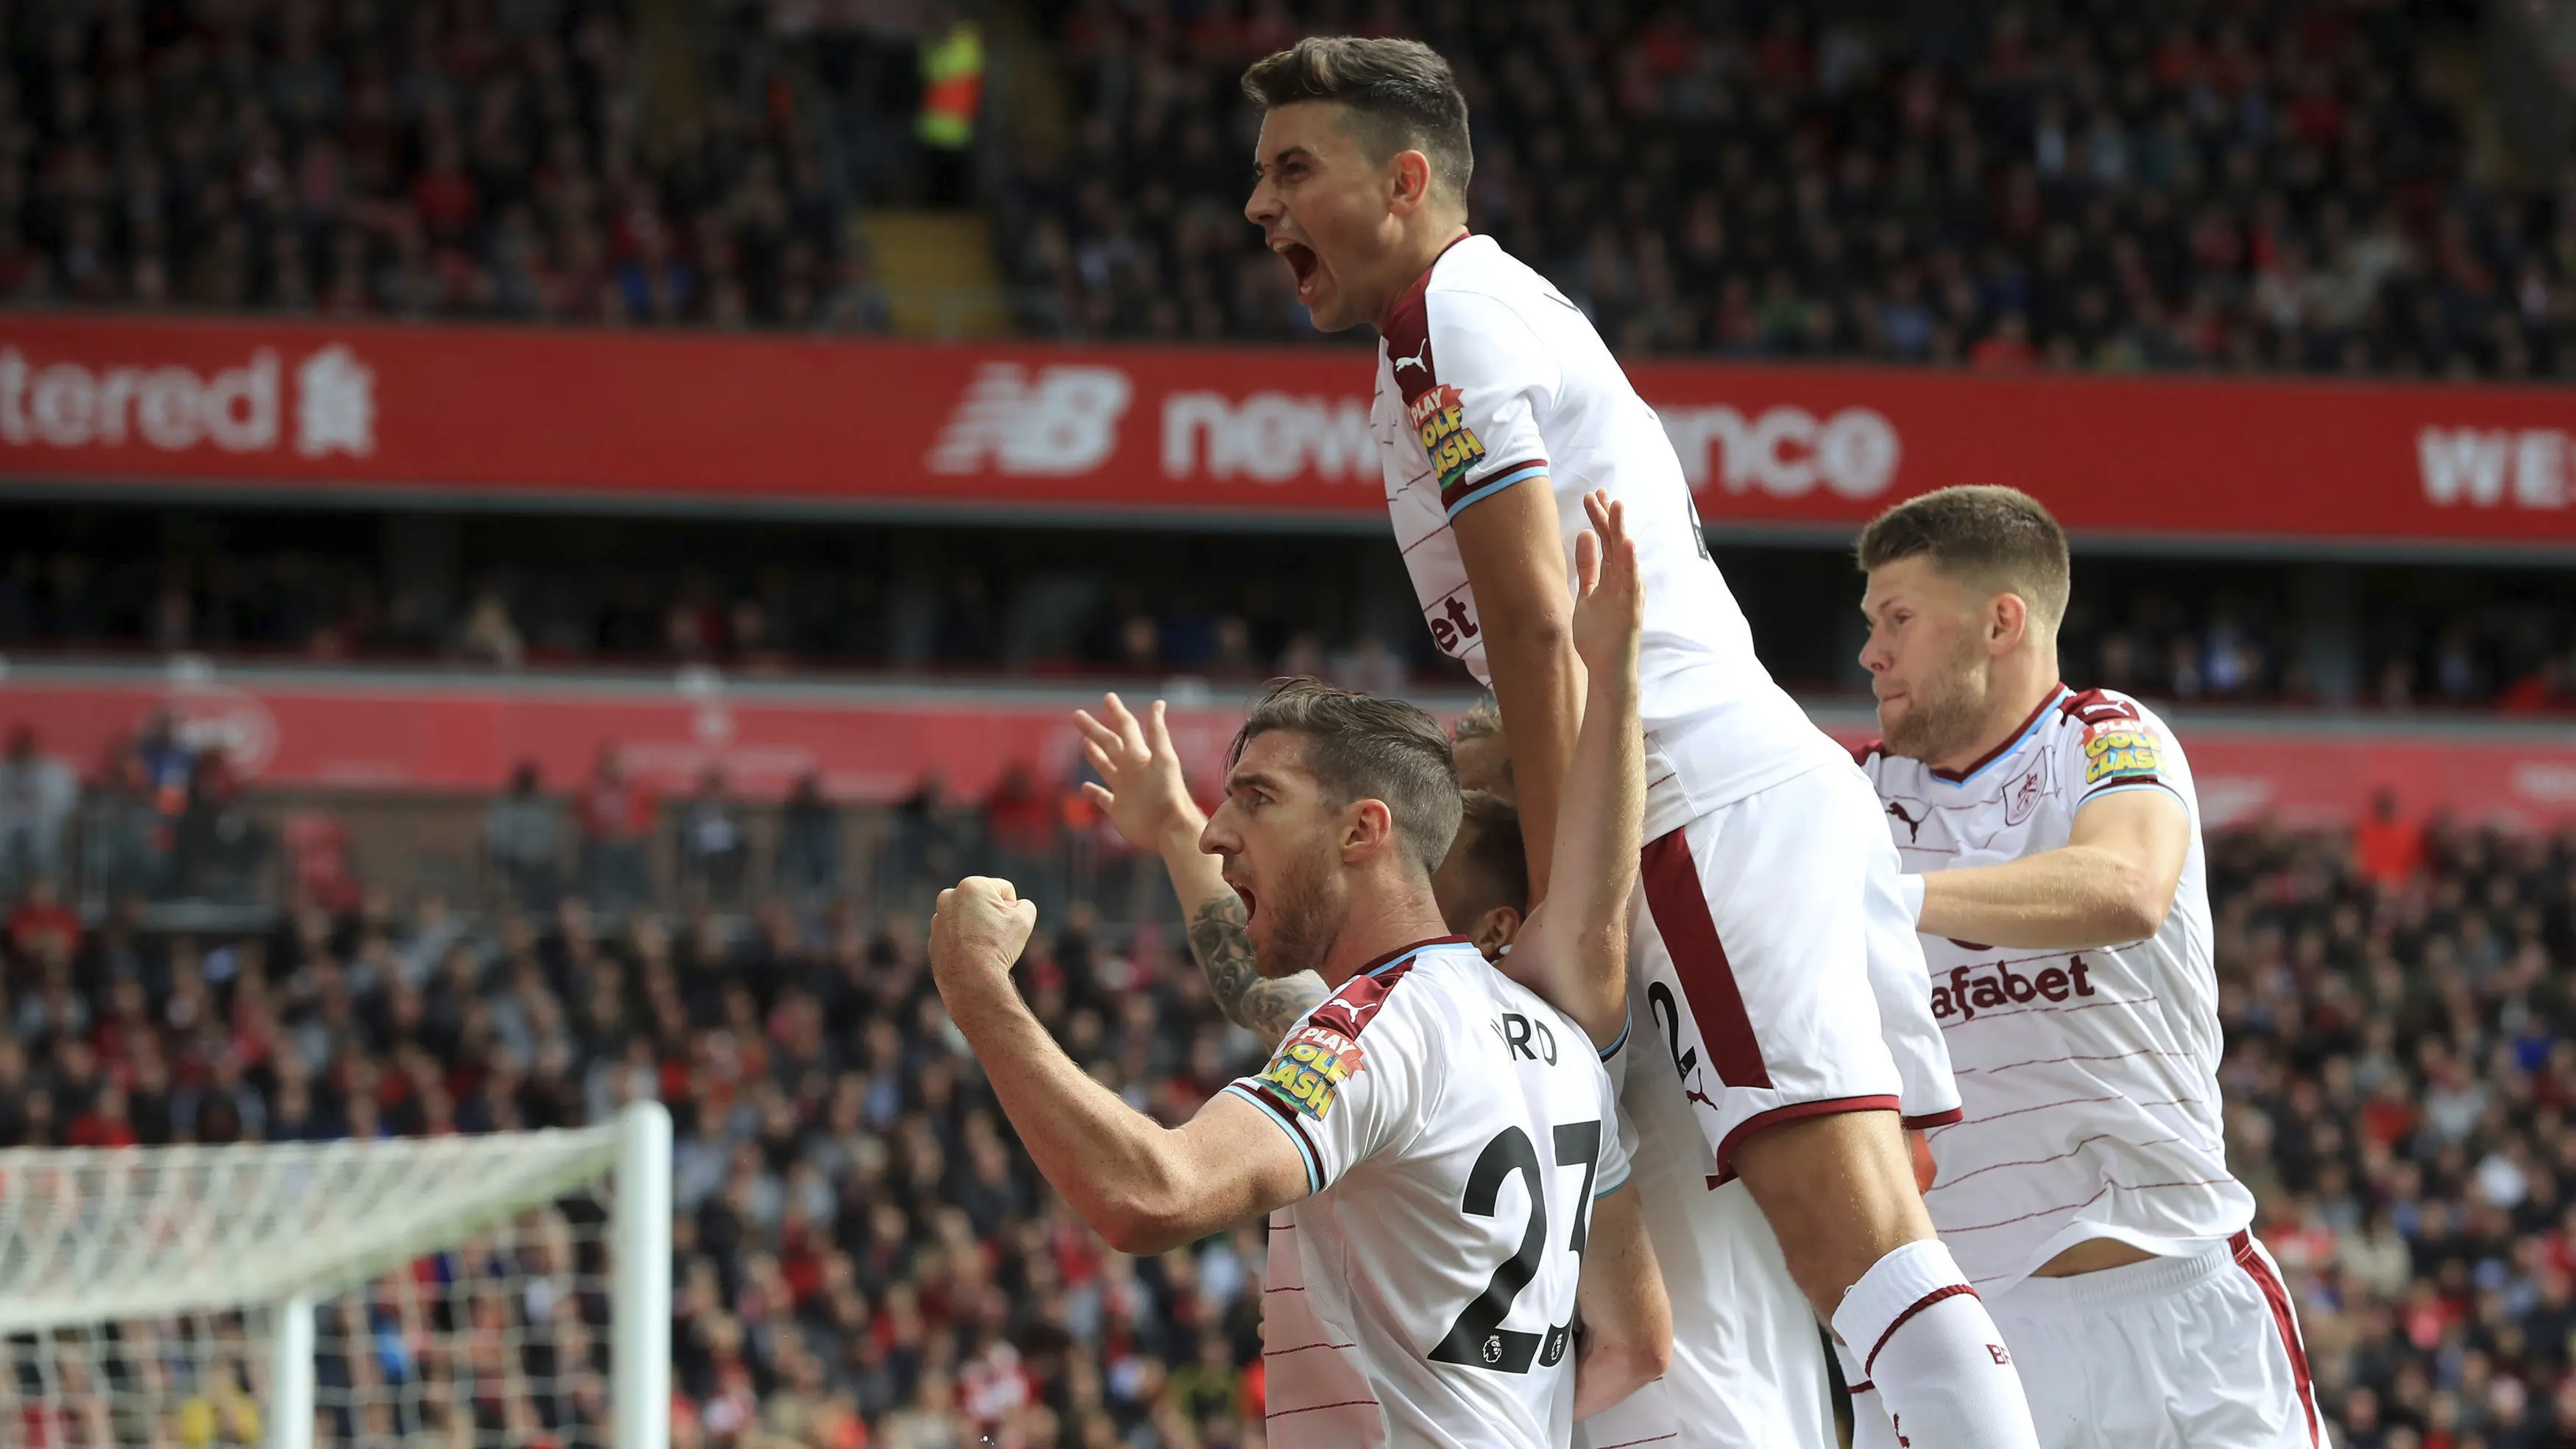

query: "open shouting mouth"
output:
1273 239 1322 303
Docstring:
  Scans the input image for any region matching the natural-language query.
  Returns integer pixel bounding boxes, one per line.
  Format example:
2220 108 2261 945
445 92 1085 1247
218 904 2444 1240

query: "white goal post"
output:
0 1100 670 1449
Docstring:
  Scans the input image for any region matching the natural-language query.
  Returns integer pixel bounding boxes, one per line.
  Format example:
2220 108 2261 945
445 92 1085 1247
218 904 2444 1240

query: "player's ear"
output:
1387 149 1434 216
1471 904 1524 959
1342 798 1396 862
1989 591 2029 654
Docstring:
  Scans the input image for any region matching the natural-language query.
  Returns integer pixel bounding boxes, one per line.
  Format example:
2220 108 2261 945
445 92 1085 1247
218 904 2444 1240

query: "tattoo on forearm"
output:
1186 894 1326 1048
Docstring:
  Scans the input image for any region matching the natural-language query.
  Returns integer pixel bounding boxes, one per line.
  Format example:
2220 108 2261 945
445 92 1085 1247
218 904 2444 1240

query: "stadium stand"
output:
0 0 916 329
1005 0 2539 377
1 0 2556 380
3 521 2573 710
1 735 2572 1447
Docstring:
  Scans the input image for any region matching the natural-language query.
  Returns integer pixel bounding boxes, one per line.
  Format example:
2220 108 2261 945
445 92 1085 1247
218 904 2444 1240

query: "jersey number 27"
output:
1428 1120 1601 1374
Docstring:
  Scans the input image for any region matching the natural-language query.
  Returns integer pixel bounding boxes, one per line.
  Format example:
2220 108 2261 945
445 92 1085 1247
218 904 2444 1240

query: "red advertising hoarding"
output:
2 314 2575 548
2 667 2571 830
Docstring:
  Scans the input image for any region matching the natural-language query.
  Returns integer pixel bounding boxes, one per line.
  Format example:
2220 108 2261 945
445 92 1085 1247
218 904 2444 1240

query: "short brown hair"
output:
1856 486 2071 626
1242 38 1473 205
1452 788 1530 915
1231 678 1462 876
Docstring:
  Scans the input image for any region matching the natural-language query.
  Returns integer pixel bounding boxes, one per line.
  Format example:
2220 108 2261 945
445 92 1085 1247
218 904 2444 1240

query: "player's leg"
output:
1632 768 2038 1449
2213 1233 2329 1446
1582 972 1836 1448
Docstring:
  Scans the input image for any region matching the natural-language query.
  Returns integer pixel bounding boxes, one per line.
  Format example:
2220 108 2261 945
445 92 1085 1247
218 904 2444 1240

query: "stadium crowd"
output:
5 536 2576 714
3 0 2565 383
0 0 914 329
0 720 2574 1446
1008 0 2560 379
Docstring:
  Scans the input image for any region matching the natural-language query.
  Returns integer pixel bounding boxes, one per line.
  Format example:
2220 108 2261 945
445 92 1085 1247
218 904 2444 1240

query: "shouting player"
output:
1239 34 2034 1449
1075 496 1670 1433
934 503 1669 1446
1853 486 2326 1448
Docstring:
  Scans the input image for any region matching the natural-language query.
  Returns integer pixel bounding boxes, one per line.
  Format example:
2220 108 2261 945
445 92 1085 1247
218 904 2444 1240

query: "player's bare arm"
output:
929 876 1312 1254
1500 492 1642 1047
1914 787 2191 949
1075 693 1326 1046
1450 473 1583 904
1570 1182 1671 1420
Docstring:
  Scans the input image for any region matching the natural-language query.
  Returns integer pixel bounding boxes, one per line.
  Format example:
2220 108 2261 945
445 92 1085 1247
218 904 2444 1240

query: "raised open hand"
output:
1072 692 1205 853
1571 489 1643 674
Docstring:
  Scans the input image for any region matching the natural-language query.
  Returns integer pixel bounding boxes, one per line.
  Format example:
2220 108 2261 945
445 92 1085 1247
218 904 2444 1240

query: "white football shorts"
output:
1986 1233 2330 1449
1631 759 1959 1179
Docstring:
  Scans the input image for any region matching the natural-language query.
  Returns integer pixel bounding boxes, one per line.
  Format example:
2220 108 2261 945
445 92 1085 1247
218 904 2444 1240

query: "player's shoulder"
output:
2053 685 2150 729
1420 239 1564 331
2050 687 2183 754
2050 685 2194 802
1851 734 1928 791
1305 936 1476 1044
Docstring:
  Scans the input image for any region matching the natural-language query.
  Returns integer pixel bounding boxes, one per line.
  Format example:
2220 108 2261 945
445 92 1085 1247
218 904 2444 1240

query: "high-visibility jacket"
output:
918 21 983 150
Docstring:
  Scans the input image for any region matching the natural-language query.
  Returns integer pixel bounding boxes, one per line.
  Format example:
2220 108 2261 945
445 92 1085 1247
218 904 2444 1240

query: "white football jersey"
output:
1228 937 1631 1448
1373 235 1846 836
1860 686 2255 1292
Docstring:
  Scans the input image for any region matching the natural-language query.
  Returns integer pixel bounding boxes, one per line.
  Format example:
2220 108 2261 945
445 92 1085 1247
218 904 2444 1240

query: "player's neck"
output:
1314 883 1454 990
1939 653 2063 776
1369 222 1472 333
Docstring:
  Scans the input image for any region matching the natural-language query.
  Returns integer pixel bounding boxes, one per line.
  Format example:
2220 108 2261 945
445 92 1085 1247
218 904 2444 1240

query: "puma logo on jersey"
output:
1393 338 1431 374
1886 800 1925 841
1682 1072 1719 1113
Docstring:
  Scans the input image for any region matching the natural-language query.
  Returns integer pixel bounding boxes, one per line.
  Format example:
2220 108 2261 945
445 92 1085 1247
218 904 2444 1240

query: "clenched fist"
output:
930 876 1040 991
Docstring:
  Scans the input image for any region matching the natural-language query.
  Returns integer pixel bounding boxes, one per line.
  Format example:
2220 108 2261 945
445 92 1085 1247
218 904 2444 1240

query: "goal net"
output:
0 1102 670 1449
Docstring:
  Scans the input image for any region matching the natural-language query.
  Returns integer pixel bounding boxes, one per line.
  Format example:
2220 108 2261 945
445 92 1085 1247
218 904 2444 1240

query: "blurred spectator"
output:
486 762 565 912
83 745 167 904
457 589 527 669
984 765 1056 897
2354 788 2424 890
883 776 960 910
577 748 655 915
171 754 268 905
0 726 77 897
675 768 750 908
7 875 80 960
776 773 843 909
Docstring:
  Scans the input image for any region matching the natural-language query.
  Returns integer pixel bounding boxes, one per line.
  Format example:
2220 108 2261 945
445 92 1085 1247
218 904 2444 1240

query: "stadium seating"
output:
1 1 2555 380
1011 1 2538 379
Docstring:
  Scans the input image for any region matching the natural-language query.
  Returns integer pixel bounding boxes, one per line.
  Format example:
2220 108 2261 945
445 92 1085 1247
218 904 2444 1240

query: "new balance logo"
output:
927 363 1132 476
1392 338 1430 375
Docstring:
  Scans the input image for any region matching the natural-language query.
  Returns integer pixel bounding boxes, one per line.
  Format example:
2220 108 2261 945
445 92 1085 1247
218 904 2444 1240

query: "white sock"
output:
1832 1333 1902 1449
1829 1239 2039 1449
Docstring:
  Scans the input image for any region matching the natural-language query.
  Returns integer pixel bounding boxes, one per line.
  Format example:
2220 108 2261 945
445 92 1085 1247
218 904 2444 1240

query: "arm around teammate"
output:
1571 1182 1670 1419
